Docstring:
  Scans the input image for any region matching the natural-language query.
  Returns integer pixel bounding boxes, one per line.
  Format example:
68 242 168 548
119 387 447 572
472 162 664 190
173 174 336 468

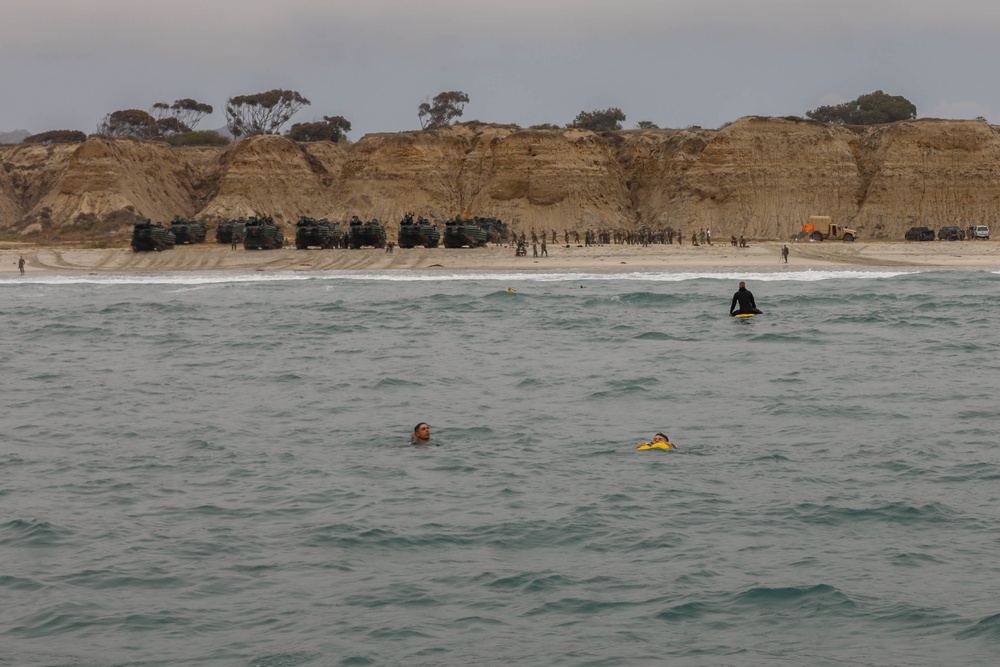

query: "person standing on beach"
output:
532 241 538 257
781 245 789 263
17 255 25 275
541 239 547 257
706 228 712 245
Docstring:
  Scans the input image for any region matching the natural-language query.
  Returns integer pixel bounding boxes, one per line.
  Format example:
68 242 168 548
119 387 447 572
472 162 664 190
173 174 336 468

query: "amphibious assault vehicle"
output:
474 217 510 245
348 216 386 249
397 213 440 248
443 217 488 248
167 216 207 244
295 216 342 249
243 216 285 250
131 219 176 252
215 218 247 244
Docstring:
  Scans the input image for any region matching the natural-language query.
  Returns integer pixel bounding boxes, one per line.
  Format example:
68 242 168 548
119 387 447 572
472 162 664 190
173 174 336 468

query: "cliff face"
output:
3 117 1000 241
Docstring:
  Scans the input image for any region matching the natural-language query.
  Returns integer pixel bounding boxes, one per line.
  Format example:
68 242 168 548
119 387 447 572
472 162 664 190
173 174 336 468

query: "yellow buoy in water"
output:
506 288 516 293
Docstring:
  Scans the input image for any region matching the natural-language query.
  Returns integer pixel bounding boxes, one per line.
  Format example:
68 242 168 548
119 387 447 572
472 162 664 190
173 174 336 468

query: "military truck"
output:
167 216 207 244
397 213 440 248
215 218 247 244
443 217 488 248
131 219 176 252
243 216 284 250
348 216 386 249
803 215 858 242
295 216 342 249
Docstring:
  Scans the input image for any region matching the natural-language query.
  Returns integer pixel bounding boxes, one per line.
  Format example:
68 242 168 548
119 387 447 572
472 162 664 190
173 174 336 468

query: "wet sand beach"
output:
3 240 1000 274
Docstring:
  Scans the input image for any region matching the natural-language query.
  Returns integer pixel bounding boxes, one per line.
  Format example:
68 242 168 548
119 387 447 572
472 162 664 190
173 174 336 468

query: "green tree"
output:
806 90 916 125
528 123 561 130
636 120 659 129
225 89 311 138
23 130 87 144
96 109 159 138
568 107 626 132
418 91 469 130
286 115 352 142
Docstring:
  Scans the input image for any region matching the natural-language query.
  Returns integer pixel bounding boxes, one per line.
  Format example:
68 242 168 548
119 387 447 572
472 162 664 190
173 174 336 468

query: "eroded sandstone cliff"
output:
2 117 1000 242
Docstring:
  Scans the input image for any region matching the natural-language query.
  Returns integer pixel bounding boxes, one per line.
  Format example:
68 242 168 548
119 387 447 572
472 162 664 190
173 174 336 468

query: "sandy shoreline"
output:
4 240 1000 274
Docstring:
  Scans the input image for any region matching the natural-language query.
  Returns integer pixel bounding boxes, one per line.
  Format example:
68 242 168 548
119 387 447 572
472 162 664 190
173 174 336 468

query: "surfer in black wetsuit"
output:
730 281 763 316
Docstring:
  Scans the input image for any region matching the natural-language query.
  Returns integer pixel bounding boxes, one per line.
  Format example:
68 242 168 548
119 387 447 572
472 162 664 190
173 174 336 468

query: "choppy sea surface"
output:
3 267 1000 666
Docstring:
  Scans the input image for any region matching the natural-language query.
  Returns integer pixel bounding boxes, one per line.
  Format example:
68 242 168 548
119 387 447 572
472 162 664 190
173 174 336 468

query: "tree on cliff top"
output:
23 130 87 144
806 90 916 125
418 91 469 130
151 98 214 135
95 109 159 139
568 107 626 132
286 115 352 142
226 89 311 138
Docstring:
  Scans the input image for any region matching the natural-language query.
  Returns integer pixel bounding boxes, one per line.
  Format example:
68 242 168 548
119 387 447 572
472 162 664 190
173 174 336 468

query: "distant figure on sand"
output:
781 245 789 263
18 255 25 275
730 281 763 316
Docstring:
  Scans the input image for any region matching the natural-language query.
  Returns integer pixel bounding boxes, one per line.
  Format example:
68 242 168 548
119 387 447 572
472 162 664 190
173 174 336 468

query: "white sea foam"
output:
1 267 921 287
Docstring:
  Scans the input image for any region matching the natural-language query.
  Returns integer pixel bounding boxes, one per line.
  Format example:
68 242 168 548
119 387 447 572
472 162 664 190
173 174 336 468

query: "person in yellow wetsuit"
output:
636 432 675 450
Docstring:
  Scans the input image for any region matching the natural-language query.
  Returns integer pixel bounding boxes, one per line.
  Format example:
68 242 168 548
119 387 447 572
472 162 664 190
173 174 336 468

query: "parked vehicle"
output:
167 216 207 244
295 216 341 249
397 213 440 248
131 220 175 252
215 218 246 244
938 226 960 241
971 225 990 240
803 215 857 242
243 216 284 250
904 227 935 241
347 216 386 249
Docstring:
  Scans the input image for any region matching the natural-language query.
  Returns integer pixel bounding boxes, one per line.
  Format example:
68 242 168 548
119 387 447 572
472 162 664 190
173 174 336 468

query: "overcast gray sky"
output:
4 0 999 138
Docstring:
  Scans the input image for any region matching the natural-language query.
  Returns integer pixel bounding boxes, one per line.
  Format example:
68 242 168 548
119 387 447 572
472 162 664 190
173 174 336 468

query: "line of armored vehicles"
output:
131 213 510 252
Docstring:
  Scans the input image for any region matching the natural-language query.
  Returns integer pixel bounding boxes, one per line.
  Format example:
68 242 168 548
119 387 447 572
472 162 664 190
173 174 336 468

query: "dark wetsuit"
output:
730 287 762 316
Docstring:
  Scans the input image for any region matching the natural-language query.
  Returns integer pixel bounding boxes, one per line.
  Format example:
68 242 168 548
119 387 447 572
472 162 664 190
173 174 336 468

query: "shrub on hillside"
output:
23 130 87 144
164 131 230 147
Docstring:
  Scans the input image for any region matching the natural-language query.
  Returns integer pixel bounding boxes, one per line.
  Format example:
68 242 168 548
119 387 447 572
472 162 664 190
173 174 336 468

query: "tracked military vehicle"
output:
475 217 510 245
215 218 247 244
397 213 440 248
131 219 176 252
243 216 284 250
295 216 341 249
348 216 386 249
443 217 488 248
167 216 207 244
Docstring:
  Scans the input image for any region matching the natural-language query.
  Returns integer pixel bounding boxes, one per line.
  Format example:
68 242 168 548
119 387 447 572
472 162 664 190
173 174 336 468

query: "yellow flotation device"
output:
506 287 516 293
636 442 675 450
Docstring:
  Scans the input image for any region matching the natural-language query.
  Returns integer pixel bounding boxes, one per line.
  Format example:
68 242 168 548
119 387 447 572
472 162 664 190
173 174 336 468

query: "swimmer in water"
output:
409 422 432 446
636 432 675 450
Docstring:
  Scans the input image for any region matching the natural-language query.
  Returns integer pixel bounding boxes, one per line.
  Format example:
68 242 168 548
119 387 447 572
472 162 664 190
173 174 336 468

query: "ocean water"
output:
3 267 1000 666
